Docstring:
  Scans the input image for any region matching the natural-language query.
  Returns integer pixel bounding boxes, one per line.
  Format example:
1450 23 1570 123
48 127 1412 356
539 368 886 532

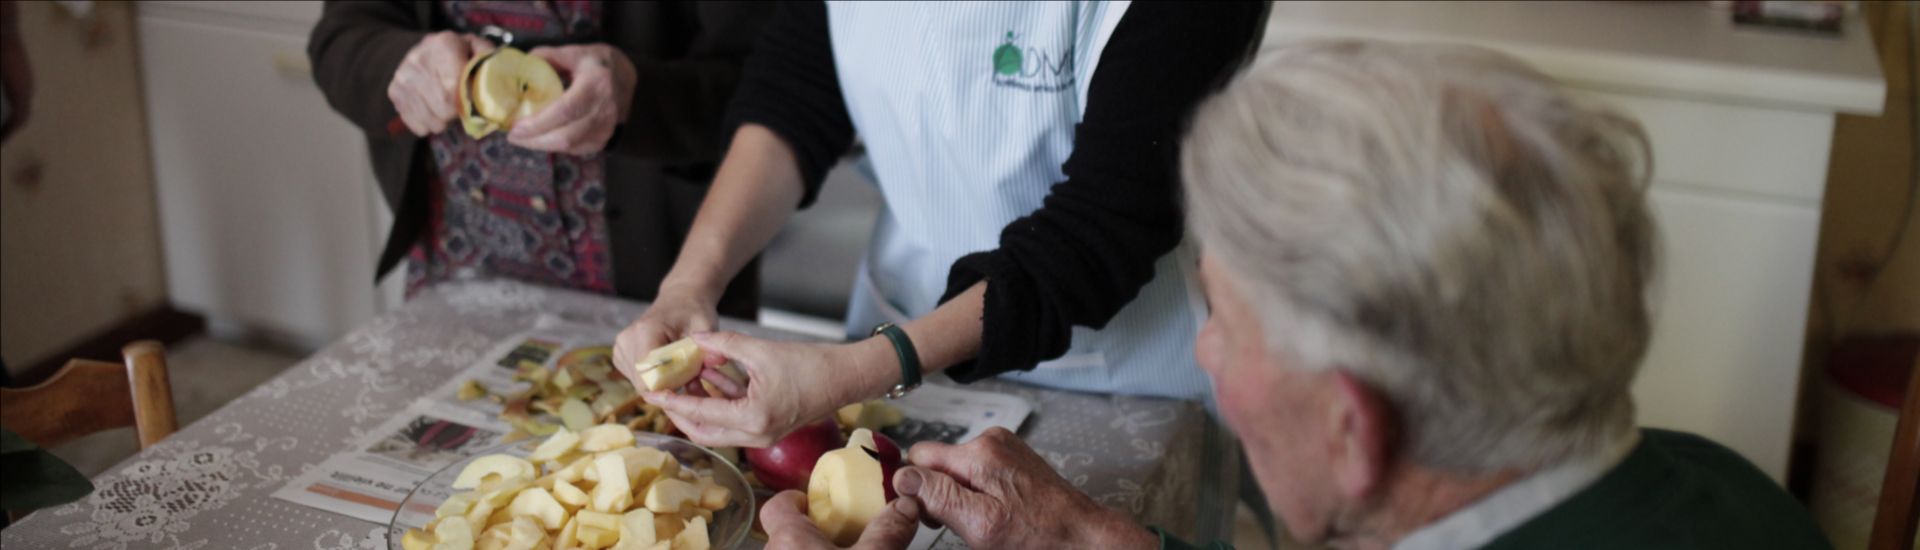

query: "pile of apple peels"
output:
458 348 674 443
402 424 735 550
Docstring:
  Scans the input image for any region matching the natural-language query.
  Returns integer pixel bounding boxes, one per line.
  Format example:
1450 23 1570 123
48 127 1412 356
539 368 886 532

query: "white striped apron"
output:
827 1 1214 405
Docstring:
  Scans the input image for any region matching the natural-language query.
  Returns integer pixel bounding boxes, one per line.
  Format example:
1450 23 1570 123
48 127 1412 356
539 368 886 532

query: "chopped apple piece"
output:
578 424 636 452
431 515 476 549
836 400 906 431
590 454 633 512
555 516 581 550
613 447 676 488
503 517 547 550
698 482 731 511
476 479 533 507
577 525 619 549
529 428 582 463
453 455 537 490
653 514 684 542
461 500 495 532
808 428 889 545
674 516 711 550
560 398 596 432
506 487 568 530
551 453 593 483
642 478 700 514
613 510 657 549
458 380 490 400
401 528 436 550
635 338 703 391
552 478 589 508
435 493 477 518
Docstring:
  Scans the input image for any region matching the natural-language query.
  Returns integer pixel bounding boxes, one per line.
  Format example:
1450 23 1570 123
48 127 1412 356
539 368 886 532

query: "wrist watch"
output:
871 323 922 399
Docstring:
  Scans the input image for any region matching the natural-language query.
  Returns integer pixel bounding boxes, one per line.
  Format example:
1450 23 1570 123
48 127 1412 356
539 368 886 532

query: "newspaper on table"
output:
273 315 1032 548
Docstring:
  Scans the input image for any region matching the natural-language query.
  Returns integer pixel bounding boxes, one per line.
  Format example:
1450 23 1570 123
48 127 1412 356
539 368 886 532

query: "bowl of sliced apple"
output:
389 425 753 550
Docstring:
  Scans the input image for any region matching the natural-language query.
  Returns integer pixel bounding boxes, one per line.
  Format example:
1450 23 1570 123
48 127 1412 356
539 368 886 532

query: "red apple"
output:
744 419 845 493
868 431 904 501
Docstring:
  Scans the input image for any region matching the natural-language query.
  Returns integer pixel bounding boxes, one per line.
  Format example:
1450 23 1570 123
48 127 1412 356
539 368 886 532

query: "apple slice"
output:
506 487 568 530
502 517 547 550
590 453 633 512
431 515 476 550
552 478 589 509
453 455 537 490
635 338 703 391
674 516 711 550
578 424 636 452
435 493 477 518
612 510 657 549
808 428 890 545
401 528 436 550
641 477 700 514
529 427 582 463
652 514 684 542
560 399 596 432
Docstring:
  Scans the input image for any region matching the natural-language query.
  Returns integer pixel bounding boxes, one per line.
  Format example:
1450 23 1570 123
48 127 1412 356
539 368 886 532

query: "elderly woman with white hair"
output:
756 41 1831 550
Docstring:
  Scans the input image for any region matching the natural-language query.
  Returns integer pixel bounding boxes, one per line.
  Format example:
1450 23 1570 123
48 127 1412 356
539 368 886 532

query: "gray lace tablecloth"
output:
2 280 1232 549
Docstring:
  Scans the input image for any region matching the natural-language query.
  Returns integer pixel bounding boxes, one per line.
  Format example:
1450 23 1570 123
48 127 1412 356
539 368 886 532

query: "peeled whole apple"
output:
807 428 891 546
458 46 563 139
744 419 845 493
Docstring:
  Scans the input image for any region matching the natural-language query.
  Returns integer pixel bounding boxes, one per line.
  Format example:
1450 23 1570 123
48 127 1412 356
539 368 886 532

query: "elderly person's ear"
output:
1328 370 1396 500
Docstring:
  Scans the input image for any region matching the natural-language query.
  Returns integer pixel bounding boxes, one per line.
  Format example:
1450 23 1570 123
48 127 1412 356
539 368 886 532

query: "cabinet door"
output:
137 11 383 348
1633 187 1821 482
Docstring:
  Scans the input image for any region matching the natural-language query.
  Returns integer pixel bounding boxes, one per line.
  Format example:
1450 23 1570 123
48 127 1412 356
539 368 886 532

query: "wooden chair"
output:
1 340 179 450
1870 353 1920 550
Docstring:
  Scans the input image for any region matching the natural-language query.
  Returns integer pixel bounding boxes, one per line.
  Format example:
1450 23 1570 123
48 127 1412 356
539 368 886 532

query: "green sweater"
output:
1161 429 1829 550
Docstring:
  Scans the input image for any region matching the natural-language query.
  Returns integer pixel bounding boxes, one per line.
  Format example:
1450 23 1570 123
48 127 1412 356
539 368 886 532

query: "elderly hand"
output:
613 288 720 387
388 31 493 137
895 428 1159 549
636 332 890 447
760 489 923 550
507 43 637 155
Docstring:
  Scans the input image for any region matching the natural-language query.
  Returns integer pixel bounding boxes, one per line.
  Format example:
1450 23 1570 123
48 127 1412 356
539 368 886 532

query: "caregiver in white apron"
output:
613 1 1266 448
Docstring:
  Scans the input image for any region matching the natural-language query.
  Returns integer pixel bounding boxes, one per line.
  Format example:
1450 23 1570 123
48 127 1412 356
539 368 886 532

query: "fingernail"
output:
894 468 922 496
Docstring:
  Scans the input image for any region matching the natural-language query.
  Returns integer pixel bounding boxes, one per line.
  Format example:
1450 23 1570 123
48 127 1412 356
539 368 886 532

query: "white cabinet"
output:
1265 1 1885 480
137 1 394 350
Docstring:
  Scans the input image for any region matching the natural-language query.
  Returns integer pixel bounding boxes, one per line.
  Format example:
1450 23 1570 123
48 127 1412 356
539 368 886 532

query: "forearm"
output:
661 124 805 301
837 283 987 402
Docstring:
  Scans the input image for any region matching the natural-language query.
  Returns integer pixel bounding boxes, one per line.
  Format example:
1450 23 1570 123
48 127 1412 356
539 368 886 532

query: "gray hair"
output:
1181 41 1658 473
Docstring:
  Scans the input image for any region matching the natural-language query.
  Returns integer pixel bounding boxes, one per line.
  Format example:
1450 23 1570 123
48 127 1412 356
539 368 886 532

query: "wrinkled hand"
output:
760 490 923 550
613 289 720 388
895 428 1159 549
508 43 636 155
639 332 874 448
388 31 492 137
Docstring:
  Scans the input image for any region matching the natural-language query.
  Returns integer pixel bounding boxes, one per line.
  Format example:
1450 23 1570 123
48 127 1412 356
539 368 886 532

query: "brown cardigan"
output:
306 1 769 318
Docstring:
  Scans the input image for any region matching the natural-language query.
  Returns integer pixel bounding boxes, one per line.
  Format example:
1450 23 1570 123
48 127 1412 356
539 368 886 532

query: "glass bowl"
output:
387 431 755 549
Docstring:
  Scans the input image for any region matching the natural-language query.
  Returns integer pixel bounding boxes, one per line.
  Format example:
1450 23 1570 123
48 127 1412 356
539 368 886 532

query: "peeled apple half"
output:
459 46 563 139
807 428 890 546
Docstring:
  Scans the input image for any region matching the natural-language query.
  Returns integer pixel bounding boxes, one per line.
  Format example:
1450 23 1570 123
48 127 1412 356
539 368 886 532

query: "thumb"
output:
853 496 924 550
893 467 997 534
691 332 760 373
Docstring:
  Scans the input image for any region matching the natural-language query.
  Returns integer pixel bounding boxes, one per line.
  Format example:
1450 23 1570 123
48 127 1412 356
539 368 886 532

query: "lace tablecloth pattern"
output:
1 280 1221 549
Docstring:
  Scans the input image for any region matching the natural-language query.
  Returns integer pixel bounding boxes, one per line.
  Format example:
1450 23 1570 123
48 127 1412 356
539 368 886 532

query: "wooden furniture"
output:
1 341 179 449
1870 356 1920 550
1263 1 1886 481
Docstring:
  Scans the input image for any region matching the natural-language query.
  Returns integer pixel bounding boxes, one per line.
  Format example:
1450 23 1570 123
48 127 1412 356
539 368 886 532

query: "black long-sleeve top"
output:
727 1 1267 381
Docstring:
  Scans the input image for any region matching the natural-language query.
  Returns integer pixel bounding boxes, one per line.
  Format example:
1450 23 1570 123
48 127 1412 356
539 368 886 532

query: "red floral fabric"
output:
407 0 612 297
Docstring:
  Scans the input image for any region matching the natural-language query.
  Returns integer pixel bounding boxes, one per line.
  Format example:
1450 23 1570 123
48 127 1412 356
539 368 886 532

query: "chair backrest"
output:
1870 355 1920 550
0 341 178 449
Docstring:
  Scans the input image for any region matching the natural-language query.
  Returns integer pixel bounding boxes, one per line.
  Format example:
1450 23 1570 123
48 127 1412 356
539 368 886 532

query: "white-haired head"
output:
1182 40 1658 473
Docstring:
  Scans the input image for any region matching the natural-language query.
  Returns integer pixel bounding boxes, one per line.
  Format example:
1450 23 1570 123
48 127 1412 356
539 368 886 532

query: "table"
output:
3 280 1232 549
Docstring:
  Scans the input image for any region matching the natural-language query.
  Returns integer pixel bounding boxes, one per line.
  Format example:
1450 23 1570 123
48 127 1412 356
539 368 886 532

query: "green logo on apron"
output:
993 31 1023 75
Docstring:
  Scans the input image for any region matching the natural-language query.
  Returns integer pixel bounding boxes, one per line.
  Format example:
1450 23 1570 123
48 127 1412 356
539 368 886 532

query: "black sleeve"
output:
307 0 426 137
607 2 773 163
940 1 1268 382
719 1 854 209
